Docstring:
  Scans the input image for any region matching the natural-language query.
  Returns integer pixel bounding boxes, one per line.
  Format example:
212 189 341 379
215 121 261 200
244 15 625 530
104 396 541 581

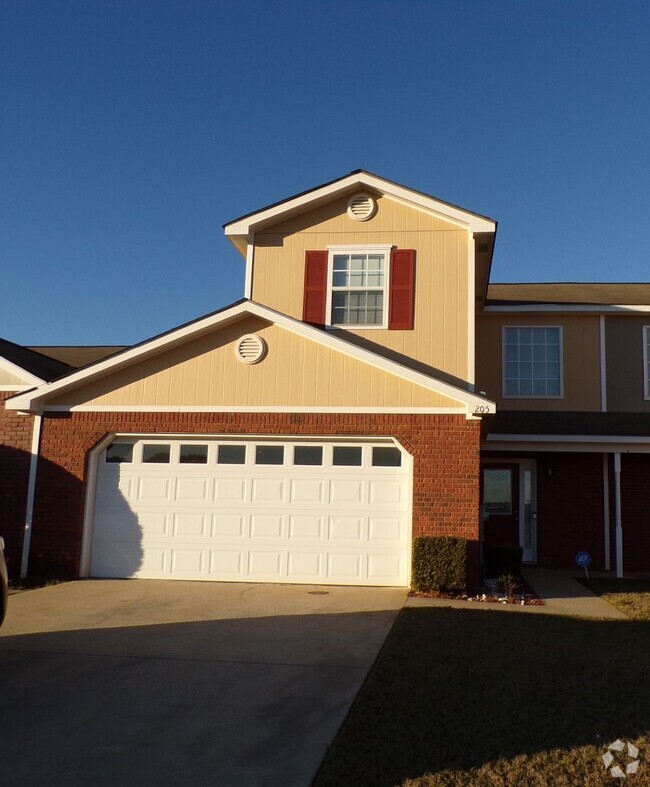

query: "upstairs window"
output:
330 249 388 327
302 246 415 330
503 326 562 398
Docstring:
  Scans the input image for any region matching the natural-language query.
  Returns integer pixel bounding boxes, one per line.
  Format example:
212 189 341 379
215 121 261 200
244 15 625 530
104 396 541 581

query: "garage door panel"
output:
90 438 410 586
287 552 322 579
170 549 204 576
290 479 325 503
172 512 207 538
328 517 363 542
247 550 284 578
329 479 365 505
326 552 363 581
369 480 404 504
211 513 246 538
174 476 211 503
209 549 244 576
368 517 403 544
251 478 287 504
137 476 171 502
289 515 323 540
250 514 284 539
214 477 248 502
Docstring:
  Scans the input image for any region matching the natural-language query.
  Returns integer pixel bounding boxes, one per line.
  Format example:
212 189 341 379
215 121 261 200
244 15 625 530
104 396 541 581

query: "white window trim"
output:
501 325 564 400
643 325 650 402
325 244 393 330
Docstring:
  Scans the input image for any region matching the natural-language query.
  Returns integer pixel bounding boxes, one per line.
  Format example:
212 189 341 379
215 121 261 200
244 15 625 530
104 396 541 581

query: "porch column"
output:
613 452 623 578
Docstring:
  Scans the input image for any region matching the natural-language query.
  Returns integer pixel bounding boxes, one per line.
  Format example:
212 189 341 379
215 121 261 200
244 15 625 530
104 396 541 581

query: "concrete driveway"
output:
0 580 405 787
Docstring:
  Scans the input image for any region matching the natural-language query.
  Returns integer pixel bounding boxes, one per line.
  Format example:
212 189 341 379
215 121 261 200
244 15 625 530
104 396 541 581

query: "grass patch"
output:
314 608 650 786
578 578 650 621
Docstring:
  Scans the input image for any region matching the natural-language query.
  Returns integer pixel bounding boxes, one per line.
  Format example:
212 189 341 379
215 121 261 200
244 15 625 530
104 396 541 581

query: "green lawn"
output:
579 579 650 621
314 608 650 786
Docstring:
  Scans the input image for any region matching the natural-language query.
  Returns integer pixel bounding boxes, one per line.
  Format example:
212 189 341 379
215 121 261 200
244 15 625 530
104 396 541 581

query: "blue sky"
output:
2 1 649 345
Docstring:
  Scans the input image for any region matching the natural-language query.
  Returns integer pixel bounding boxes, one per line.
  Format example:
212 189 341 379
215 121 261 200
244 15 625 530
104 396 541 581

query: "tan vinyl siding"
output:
475 314 601 411
252 194 470 381
0 368 31 387
605 316 650 412
48 316 464 410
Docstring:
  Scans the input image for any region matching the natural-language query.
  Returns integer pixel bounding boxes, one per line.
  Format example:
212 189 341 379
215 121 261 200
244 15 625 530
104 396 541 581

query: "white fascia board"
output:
7 300 495 414
488 433 650 444
0 356 45 387
225 173 496 236
485 304 650 313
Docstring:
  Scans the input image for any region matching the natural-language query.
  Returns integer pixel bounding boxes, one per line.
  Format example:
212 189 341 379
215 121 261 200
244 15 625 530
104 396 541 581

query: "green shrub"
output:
411 536 467 593
498 572 520 597
485 544 523 578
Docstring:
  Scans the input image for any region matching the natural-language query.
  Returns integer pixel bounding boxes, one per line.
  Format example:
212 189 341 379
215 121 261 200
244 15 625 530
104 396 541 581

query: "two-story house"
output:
2 171 648 585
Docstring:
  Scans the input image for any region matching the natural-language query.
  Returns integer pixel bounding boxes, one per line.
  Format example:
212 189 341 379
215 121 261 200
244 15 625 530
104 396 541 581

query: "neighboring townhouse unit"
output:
1 171 648 586
0 342 124 575
476 283 650 575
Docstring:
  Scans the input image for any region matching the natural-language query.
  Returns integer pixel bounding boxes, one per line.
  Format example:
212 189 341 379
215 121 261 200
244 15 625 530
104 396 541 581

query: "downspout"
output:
613 452 623 578
20 412 42 579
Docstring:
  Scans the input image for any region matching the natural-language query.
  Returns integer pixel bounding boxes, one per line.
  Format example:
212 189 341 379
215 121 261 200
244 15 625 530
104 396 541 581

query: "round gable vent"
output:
235 334 267 364
347 193 377 222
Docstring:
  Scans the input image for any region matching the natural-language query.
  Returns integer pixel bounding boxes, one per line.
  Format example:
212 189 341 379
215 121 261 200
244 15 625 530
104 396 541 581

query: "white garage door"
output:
89 437 411 586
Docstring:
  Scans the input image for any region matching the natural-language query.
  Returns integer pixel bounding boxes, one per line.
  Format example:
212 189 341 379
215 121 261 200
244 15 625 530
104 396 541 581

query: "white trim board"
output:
485 304 650 313
224 172 496 238
6 300 496 415
44 405 468 414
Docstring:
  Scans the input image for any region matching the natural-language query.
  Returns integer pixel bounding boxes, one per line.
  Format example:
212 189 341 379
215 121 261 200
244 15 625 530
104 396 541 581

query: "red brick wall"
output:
30 412 482 585
0 392 35 577
620 454 650 573
536 452 606 570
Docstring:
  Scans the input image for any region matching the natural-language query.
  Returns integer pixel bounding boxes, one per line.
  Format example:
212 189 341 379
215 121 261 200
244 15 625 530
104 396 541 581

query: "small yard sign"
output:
575 550 592 579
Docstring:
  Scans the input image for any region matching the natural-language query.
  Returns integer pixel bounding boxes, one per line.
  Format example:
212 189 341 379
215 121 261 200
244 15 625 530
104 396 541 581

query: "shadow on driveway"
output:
0 582 404 787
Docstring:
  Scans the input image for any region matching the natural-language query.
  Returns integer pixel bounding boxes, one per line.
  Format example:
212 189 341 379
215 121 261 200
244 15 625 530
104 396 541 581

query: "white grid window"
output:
503 327 562 397
329 250 389 327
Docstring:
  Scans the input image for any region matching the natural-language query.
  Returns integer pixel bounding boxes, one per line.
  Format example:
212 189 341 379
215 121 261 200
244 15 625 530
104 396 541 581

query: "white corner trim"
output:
244 233 254 299
8 300 496 414
600 315 607 411
224 172 496 236
467 232 475 390
20 414 42 579
613 451 623 578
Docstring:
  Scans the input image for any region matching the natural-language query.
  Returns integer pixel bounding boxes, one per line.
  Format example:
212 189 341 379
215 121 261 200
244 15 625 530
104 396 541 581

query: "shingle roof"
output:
487 283 650 306
28 346 126 369
0 338 72 382
487 411 650 437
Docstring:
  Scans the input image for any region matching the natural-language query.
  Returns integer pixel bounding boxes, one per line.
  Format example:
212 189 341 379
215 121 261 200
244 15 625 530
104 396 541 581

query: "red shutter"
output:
388 249 415 330
302 250 328 327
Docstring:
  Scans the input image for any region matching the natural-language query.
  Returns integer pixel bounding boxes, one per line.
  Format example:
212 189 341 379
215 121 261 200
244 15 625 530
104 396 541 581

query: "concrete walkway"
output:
406 569 627 619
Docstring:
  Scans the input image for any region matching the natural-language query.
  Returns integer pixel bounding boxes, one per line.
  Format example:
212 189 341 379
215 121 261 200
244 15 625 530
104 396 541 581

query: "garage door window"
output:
372 446 402 467
294 445 323 465
179 444 208 464
333 446 362 466
217 444 246 464
142 444 171 464
255 445 285 465
105 443 133 464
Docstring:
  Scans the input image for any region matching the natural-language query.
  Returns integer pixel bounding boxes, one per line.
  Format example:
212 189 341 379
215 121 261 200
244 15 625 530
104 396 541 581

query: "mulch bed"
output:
408 576 544 606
